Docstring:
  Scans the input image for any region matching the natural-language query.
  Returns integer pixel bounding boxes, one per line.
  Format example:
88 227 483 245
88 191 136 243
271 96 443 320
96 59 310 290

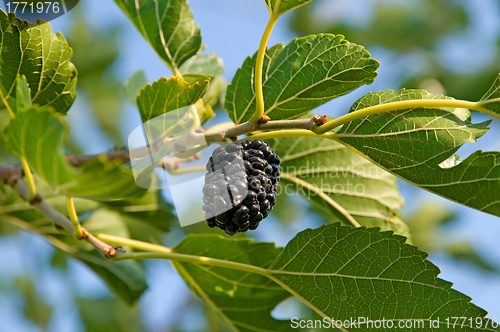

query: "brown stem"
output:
7 177 117 258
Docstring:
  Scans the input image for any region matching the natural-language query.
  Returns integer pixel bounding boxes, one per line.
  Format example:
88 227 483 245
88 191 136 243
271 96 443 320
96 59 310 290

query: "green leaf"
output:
4 107 146 200
77 297 146 332
266 135 409 237
59 156 149 200
479 73 500 120
73 250 147 305
0 10 77 115
79 208 148 305
264 0 315 16
113 0 201 72
15 75 31 110
270 224 497 329
173 234 294 332
180 52 224 84
15 277 53 329
225 34 379 124
104 184 176 234
0 212 148 305
137 76 208 122
335 89 500 217
124 70 147 107
137 76 208 141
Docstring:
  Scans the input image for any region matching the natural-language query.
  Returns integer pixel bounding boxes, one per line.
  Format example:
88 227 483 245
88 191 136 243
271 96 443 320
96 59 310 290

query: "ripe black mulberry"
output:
202 139 281 235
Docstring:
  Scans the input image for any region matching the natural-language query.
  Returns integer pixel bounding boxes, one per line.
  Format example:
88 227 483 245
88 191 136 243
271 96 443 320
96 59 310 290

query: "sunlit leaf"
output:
270 224 496 329
113 0 201 71
0 10 77 115
226 34 378 124
137 76 208 123
334 89 500 217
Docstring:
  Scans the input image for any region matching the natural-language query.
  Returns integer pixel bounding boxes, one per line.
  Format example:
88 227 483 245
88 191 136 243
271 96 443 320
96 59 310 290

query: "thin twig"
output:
6 176 118 258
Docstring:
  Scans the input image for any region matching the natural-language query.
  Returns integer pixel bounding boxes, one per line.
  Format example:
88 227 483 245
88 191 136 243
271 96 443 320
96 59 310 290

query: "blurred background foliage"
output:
0 0 499 331
290 0 500 102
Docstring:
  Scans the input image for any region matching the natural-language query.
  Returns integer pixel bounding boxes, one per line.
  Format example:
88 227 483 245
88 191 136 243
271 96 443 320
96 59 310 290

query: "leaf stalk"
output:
251 0 282 123
98 233 269 275
315 99 492 134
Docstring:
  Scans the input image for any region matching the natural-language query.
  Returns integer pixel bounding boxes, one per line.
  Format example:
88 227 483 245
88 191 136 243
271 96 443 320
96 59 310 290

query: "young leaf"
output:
179 52 224 84
270 224 497 329
266 136 409 237
137 76 208 123
113 0 201 72
123 70 147 107
479 73 500 120
136 76 209 141
225 34 379 124
0 10 77 115
4 107 147 200
264 0 315 16
335 89 500 217
173 235 294 332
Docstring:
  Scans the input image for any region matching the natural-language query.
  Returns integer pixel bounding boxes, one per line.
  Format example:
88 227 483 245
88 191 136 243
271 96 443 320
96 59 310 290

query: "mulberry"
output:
202 139 281 235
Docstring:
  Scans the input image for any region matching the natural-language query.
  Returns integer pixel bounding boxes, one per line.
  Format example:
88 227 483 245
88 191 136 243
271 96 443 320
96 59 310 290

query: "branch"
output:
67 150 131 167
0 115 328 184
204 116 327 142
5 175 119 258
